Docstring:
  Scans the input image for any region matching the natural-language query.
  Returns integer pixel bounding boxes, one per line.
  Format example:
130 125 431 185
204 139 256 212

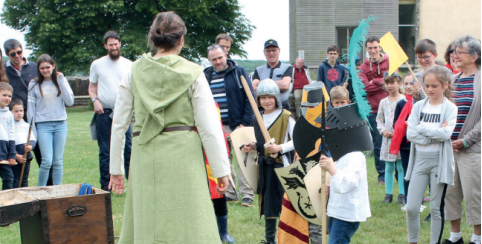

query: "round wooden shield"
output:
229 127 259 191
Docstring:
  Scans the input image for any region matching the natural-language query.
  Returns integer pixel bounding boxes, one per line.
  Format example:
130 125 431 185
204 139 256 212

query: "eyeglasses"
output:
328 53 338 55
383 71 400 78
448 48 455 54
264 48 279 53
207 44 222 51
9 50 22 57
454 51 470 57
416 55 432 60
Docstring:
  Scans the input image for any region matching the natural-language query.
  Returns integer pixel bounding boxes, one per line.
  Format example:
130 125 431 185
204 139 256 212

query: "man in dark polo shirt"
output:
252 39 293 110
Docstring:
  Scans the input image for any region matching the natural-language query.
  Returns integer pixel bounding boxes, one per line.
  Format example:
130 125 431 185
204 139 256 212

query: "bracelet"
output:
463 139 468 148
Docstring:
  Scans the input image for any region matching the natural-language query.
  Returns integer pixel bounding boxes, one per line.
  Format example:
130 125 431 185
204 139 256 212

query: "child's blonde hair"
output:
383 72 404 94
330 86 349 100
423 65 453 102
0 82 13 93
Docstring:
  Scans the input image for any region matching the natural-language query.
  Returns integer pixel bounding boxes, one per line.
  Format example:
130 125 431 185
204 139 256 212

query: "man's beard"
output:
108 49 121 60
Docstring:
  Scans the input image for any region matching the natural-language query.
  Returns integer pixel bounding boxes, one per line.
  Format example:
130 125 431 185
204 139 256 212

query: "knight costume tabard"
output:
254 108 294 219
109 53 230 244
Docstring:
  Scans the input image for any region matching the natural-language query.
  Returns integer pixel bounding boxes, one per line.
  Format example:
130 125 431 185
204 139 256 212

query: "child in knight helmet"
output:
9 98 36 188
318 85 371 244
0 82 17 190
243 78 295 244
405 65 457 244
377 71 406 205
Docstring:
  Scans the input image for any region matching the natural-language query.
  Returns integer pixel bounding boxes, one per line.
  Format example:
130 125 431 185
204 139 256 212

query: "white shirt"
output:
262 108 295 167
15 119 35 145
89 56 132 109
415 102 443 152
327 151 371 222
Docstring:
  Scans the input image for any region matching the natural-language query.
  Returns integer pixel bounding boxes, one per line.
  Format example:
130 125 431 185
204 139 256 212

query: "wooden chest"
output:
15 184 114 244
0 190 40 227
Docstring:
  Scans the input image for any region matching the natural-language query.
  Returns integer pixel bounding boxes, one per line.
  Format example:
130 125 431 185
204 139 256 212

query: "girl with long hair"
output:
27 54 74 186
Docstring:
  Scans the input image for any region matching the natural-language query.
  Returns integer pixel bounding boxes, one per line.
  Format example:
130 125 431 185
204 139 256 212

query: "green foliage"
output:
232 59 266 74
1 0 254 75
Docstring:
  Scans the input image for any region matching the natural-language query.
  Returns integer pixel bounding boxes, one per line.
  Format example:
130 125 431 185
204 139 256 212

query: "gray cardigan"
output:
405 97 458 185
450 68 481 153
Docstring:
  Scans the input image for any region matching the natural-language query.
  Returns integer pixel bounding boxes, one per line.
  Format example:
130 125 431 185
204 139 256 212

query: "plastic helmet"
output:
256 79 282 108
300 82 330 127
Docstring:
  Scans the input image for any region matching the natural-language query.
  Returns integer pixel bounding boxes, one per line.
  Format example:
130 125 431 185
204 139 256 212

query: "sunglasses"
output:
207 44 221 51
9 50 22 57
449 48 455 54
383 71 400 78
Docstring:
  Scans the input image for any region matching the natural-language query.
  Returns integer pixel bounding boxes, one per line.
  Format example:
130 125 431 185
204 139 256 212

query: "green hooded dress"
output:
118 54 221 244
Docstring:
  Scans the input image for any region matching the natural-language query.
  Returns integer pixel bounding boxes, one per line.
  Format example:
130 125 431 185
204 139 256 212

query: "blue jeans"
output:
37 121 68 186
96 109 131 189
368 113 385 181
0 164 14 190
328 217 360 244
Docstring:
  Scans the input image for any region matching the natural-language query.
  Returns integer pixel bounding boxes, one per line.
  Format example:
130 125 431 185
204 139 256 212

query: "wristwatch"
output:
92 98 98 103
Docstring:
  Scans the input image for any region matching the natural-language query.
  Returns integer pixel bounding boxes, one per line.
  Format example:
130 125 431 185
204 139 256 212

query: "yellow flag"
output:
379 31 408 76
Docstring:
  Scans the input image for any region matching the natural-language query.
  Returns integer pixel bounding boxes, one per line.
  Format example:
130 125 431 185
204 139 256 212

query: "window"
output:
399 3 417 64
336 27 359 65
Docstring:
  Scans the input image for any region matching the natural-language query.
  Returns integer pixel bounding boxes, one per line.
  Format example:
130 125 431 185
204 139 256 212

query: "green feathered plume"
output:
348 16 377 124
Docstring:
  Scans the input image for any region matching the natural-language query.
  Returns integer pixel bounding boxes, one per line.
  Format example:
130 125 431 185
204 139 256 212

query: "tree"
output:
1 0 254 74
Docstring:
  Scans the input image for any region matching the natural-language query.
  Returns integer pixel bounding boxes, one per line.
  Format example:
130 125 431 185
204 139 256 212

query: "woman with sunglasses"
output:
444 42 460 74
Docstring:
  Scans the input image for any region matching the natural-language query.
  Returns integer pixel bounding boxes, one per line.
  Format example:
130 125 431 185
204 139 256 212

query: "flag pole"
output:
404 61 428 97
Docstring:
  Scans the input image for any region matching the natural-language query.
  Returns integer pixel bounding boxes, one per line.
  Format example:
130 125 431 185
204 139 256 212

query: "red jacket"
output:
358 54 389 113
389 94 413 155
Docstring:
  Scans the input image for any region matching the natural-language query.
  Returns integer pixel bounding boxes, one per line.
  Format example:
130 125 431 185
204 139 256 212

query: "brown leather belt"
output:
133 126 196 137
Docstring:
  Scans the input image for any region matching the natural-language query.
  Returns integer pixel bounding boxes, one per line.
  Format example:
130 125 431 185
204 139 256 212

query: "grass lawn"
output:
0 107 474 243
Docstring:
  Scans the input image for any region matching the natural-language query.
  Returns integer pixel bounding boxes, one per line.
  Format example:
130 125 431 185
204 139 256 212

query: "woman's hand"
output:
216 176 229 196
452 139 464 152
267 143 282 154
108 175 125 195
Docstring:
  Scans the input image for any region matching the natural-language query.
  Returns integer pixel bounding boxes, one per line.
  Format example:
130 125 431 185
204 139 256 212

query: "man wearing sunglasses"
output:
3 39 37 116
411 39 453 102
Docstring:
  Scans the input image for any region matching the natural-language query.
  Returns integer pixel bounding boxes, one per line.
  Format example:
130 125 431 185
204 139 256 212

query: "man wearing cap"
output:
252 39 293 110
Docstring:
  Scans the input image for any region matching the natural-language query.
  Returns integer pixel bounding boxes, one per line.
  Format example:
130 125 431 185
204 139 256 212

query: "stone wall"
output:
66 76 89 96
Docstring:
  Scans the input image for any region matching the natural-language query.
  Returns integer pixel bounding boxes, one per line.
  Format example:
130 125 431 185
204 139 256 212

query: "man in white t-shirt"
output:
89 31 133 191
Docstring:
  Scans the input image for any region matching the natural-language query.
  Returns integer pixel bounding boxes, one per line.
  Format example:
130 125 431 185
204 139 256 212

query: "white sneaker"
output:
420 205 426 212
401 205 407 211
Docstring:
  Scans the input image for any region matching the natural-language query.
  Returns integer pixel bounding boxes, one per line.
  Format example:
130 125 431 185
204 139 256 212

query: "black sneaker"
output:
225 196 239 203
423 214 431 222
241 198 253 207
397 194 406 205
381 194 393 204
441 237 464 244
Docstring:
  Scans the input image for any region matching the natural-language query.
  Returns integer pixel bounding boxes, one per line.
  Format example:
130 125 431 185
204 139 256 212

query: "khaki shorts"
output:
444 152 481 225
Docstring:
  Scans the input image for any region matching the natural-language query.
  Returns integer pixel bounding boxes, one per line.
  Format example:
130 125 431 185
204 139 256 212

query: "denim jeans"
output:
37 121 68 186
96 109 131 189
0 164 14 190
328 217 360 244
368 113 385 181
12 159 31 188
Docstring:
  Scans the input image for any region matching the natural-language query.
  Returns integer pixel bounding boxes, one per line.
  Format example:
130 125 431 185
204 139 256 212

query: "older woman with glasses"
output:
442 35 481 244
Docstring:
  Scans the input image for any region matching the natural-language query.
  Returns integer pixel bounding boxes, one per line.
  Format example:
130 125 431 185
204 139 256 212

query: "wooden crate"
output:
0 189 40 227
18 184 114 244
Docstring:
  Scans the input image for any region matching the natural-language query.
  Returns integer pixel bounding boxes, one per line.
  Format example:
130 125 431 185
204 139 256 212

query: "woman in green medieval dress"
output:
108 12 231 243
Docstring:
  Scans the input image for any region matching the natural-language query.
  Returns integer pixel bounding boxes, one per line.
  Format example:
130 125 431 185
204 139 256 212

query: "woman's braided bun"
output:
148 11 187 51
